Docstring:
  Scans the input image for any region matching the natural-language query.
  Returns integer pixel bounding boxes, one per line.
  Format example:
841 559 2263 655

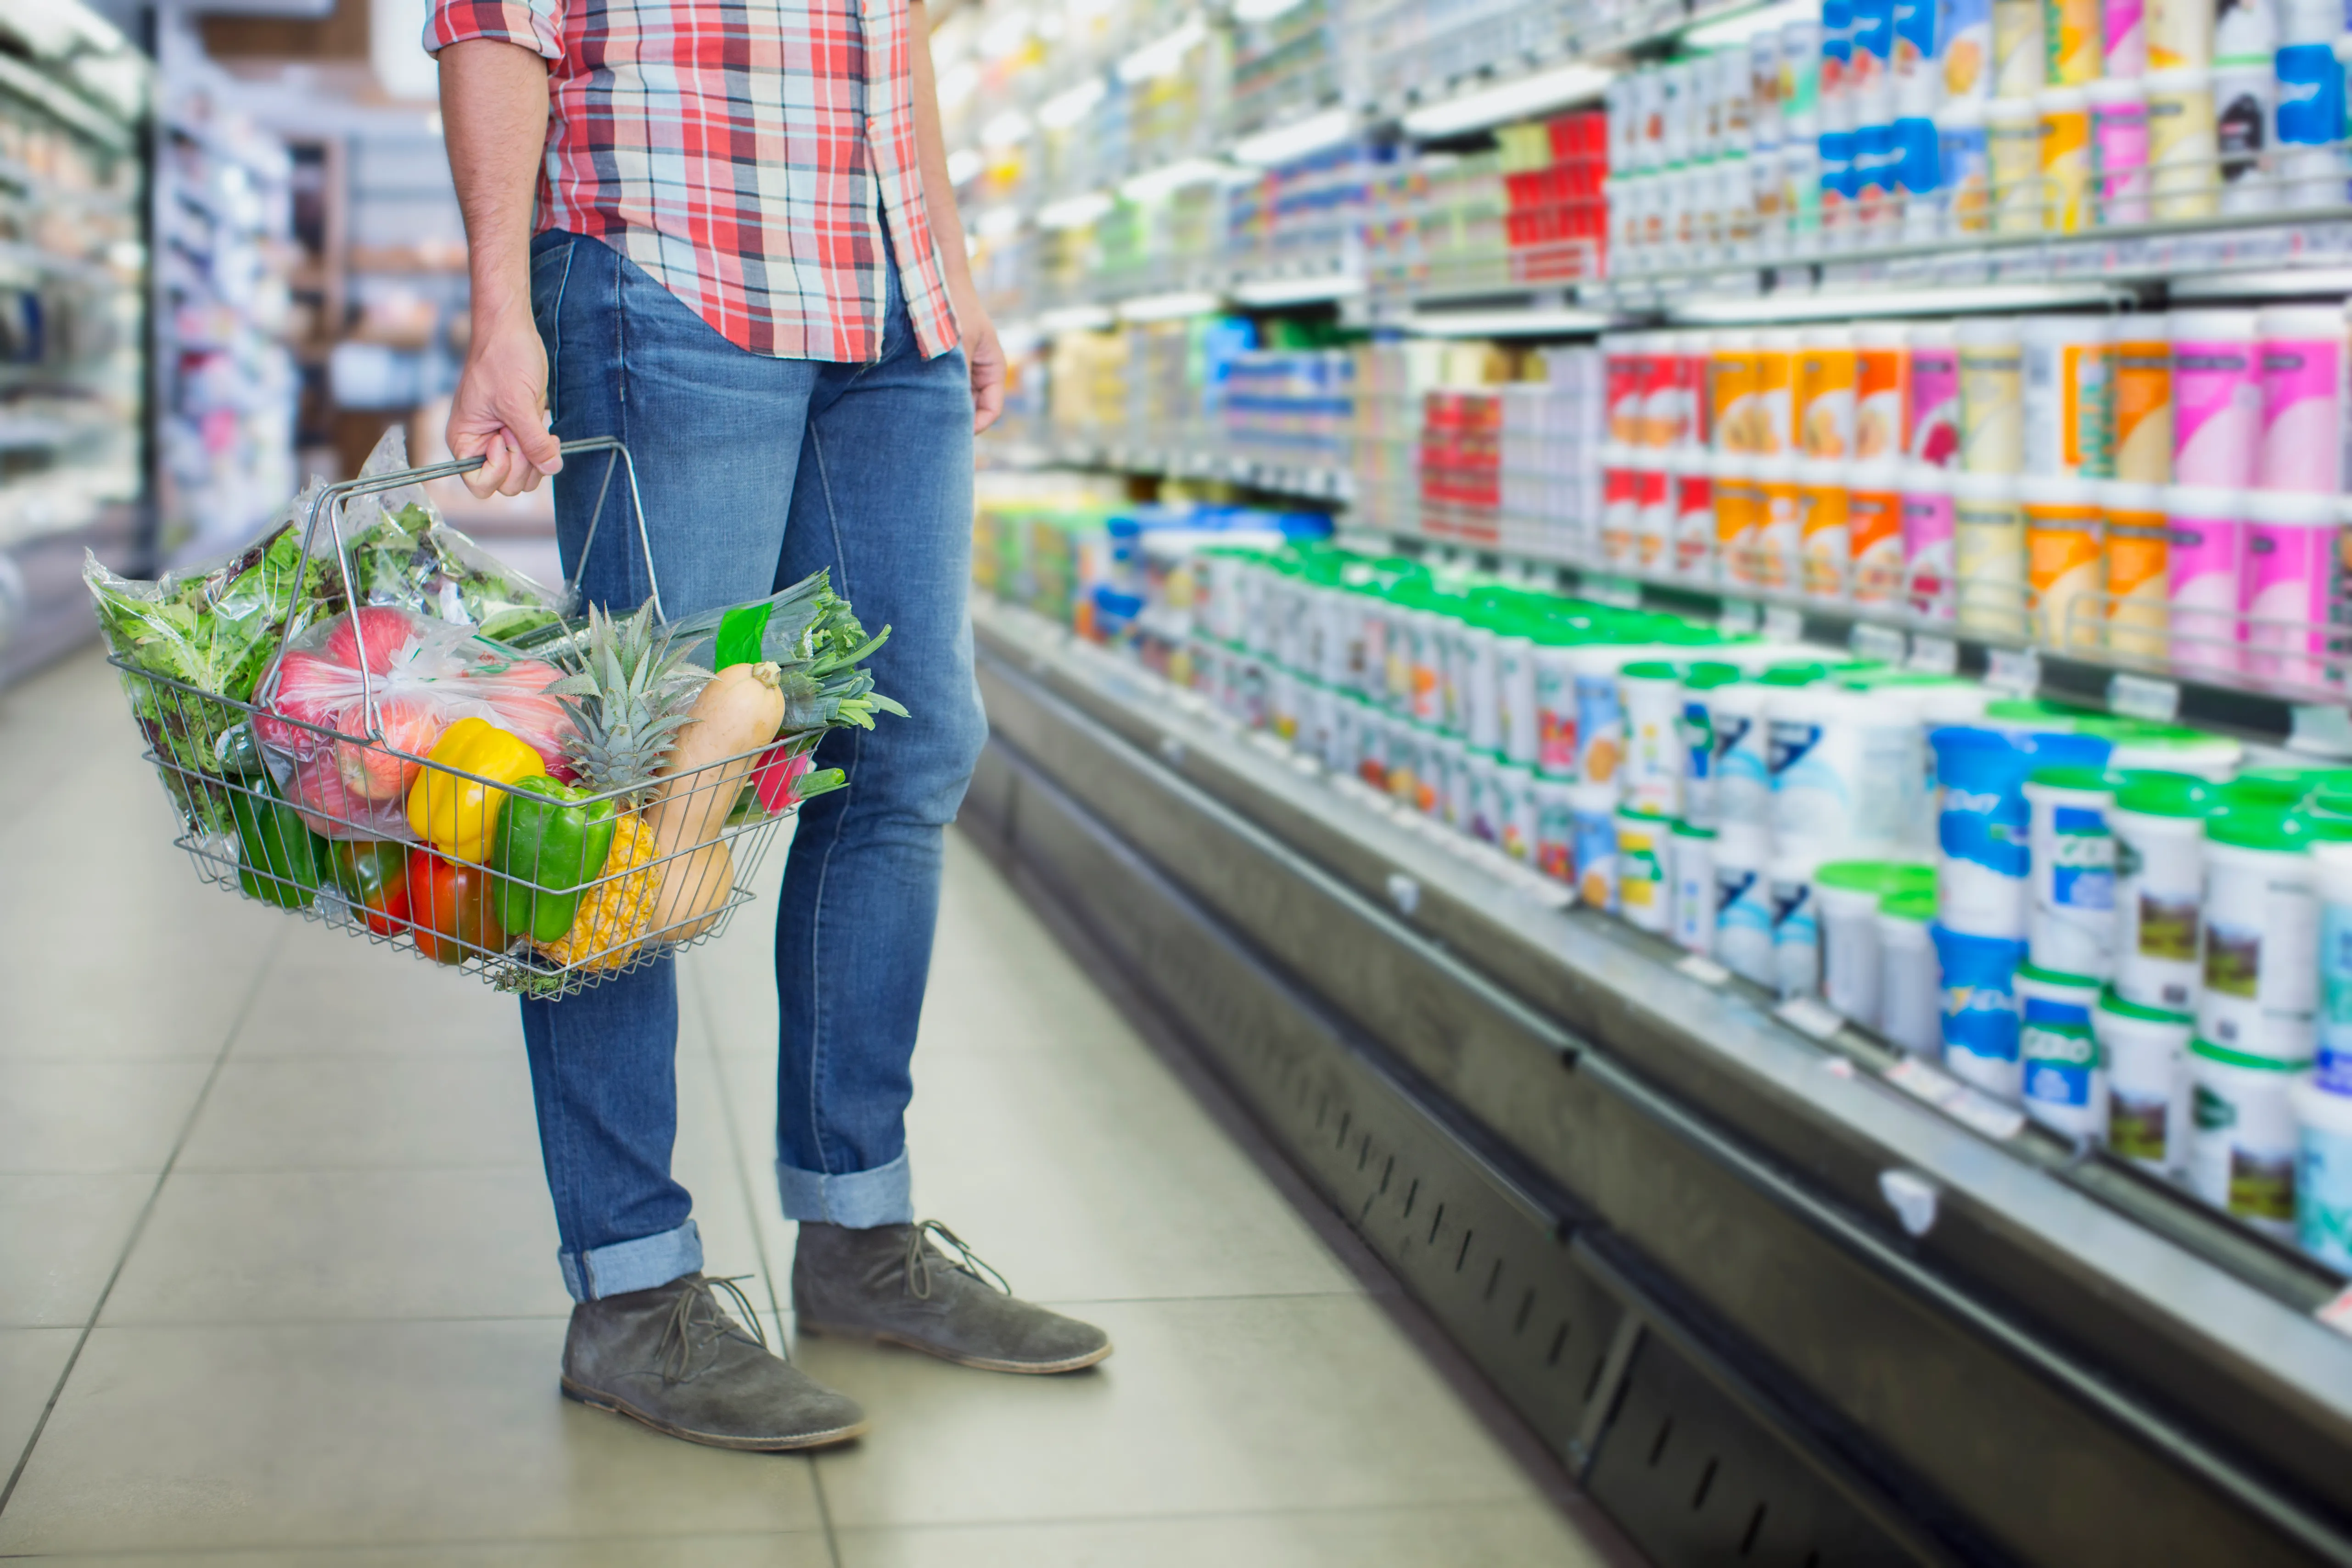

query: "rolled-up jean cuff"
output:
559 1218 703 1302
778 1150 913 1227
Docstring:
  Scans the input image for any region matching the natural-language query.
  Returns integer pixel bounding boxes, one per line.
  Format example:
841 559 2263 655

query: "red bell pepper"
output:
404 846 506 966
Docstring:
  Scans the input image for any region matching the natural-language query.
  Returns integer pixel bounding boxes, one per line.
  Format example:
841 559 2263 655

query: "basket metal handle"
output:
270 434 663 741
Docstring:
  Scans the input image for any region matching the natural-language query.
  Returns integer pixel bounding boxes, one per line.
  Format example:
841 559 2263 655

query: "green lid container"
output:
2026 763 2116 793
2224 768 2315 807
2190 1036 2312 1072
1621 659 1684 683
1759 661 1831 687
1879 887 1937 921
2112 770 2223 819
2206 806 2319 854
1681 661 1744 691
1817 860 1904 894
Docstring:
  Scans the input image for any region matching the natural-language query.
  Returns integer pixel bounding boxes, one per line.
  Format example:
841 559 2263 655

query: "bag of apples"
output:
252 605 576 840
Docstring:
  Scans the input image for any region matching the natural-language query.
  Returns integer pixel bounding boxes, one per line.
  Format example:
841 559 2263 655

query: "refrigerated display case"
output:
0 2 150 687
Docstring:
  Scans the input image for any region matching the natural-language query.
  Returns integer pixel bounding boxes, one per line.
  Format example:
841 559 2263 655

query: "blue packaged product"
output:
1893 0 1938 73
1852 0 1897 69
1935 923 2031 1099
2018 964 2105 1137
1892 115 1941 200
1854 122 1896 215
2276 41 2346 146
1716 847 1776 984
1820 129 1857 229
1571 783 1619 912
1929 725 2111 939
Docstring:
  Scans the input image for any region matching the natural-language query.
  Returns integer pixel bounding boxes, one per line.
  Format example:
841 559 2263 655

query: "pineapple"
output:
540 604 706 969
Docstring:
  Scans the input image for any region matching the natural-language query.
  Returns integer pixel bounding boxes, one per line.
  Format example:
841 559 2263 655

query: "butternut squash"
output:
649 661 786 855
649 840 734 944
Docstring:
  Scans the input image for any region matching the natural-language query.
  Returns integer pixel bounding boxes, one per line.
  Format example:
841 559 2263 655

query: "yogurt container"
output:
1768 678 1923 854
1497 759 1541 863
2295 1080 2352 1268
2238 489 2338 689
1950 470 2028 638
1932 725 2115 939
2024 765 2118 978
1622 661 1688 815
1572 781 1621 911
2165 485 2245 678
1937 922 2032 1099
2111 769 2220 1011
1772 849 1826 997
1673 820 1719 953
1716 836 1777 984
1678 662 1744 827
1708 677 1778 843
1617 805 1674 933
2197 806 2322 1060
2316 840 2352 1092
2190 1036 2308 1238
1879 887 1943 1054
1819 860 1931 1027
2019 963 2108 1139
2099 987 2195 1171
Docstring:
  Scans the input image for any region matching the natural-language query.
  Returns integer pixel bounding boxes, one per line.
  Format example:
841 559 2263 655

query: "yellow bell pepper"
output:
406 716 546 863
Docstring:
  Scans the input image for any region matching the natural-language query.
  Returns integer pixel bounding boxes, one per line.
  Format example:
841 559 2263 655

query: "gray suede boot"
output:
793 1221 1113 1374
562 1273 868 1450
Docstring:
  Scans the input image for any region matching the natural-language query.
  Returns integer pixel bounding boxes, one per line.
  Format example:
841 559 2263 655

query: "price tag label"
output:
1775 995 1847 1040
1849 623 1908 665
2316 1287 2352 1339
2107 672 2180 723
1762 605 1806 644
1675 953 1730 986
1907 634 1959 675
1883 1058 2026 1138
1985 646 2041 697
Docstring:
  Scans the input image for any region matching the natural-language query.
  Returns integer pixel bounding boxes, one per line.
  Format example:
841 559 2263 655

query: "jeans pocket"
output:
531 237 577 421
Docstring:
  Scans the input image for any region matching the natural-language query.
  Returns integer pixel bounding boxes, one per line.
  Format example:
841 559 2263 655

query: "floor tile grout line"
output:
0 925 287 1519
683 958 845 1568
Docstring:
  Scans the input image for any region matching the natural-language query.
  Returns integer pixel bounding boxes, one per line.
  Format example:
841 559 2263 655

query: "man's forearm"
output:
907 0 979 310
440 39 551 330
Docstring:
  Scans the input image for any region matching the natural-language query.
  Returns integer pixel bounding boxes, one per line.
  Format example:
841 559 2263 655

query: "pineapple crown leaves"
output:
543 601 711 793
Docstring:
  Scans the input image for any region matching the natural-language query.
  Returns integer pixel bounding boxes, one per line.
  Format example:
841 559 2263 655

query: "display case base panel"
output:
961 734 1938 1568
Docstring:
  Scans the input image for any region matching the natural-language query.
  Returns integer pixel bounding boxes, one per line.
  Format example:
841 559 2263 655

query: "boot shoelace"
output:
902 1220 1012 1301
658 1273 769 1383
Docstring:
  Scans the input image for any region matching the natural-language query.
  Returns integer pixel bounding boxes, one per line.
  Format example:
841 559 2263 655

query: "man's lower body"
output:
520 230 1107 1450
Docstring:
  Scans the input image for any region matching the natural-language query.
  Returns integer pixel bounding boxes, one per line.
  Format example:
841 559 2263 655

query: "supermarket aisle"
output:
0 647 1617 1565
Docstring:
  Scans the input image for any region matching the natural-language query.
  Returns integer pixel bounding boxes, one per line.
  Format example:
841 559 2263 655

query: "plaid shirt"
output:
426 0 959 363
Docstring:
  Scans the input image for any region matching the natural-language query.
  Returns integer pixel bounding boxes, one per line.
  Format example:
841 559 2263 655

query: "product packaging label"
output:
2258 336 2345 493
1959 344 2025 471
1943 0 1994 97
1894 0 1938 72
1938 929 2027 1060
2050 805 2117 909
1535 666 1579 778
1574 672 1625 783
2323 905 2352 1046
2111 339 2173 483
2299 1125 2352 1269
2045 0 2103 81
1993 0 2045 96
1850 485 1906 601
2111 1087 2170 1160
2173 342 2261 488
1798 348 1860 458
2022 997 2100 1106
1799 483 1852 595
1574 810 1618 910
1940 124 1994 234
2276 43 2347 147
2102 0 2146 73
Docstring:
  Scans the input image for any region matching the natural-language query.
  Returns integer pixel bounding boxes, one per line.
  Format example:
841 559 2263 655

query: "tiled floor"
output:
0 646 1621 1564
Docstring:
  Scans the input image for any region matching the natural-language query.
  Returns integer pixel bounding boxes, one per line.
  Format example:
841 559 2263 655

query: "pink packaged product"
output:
2257 306 2349 494
2240 490 2340 688
2167 486 2246 677
2103 0 2146 75
2088 79 2150 224
1908 324 1961 466
1901 463 1957 618
2171 310 2262 489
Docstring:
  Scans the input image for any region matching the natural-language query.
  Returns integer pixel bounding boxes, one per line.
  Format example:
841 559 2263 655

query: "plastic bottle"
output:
1754 453 1803 589
2255 305 2348 493
2239 490 2337 687
2101 480 2172 660
2039 87 2097 230
1848 459 1908 604
1796 329 1860 458
1951 470 2029 637
2147 67 2223 215
1672 819 1720 952
2022 474 2109 652
2148 0 2217 65
1995 0 2049 95
2166 485 2246 676
1902 461 1959 617
1957 318 2026 472
1938 98 1996 233
2088 78 2154 222
2106 0 2151 74
1988 97 2045 233
1795 459 1854 598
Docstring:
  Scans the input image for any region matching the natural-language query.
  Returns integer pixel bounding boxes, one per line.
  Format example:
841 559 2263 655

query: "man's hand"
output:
962 301 1006 434
448 303 562 498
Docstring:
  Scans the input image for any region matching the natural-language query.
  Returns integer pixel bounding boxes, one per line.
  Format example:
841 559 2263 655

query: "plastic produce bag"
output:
332 428 573 643
254 605 575 838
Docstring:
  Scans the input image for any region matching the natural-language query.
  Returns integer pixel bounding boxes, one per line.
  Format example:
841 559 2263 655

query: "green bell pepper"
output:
229 781 327 909
489 775 618 945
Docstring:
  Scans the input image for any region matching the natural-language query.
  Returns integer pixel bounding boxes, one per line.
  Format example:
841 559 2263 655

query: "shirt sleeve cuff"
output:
423 0 562 61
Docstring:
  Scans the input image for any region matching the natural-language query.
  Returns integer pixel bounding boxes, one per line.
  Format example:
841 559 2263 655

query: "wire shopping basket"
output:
110 436 823 999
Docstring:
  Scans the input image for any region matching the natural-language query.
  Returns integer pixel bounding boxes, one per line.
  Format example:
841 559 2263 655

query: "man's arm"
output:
439 39 565 499
908 0 1004 433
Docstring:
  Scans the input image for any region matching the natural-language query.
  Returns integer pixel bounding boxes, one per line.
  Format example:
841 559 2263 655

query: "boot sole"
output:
560 1377 869 1450
798 1320 1113 1375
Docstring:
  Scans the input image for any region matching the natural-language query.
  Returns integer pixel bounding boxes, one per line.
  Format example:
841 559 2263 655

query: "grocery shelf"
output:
1002 434 1356 503
969 591 2352 1565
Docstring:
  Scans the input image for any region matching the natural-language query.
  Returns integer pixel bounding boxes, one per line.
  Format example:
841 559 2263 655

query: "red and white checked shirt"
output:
426 0 959 363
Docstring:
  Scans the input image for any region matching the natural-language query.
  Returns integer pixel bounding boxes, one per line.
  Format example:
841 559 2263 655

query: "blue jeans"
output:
520 229 986 1300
